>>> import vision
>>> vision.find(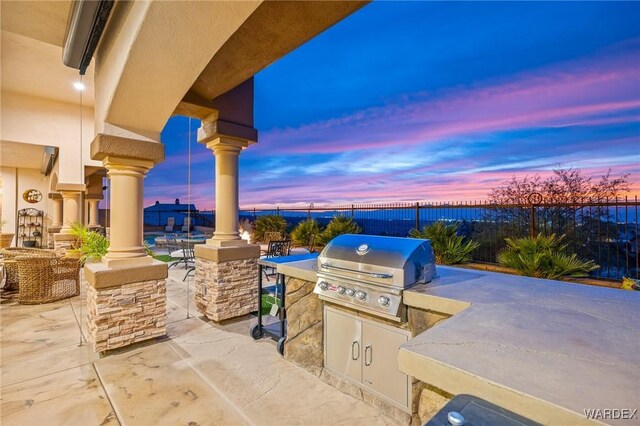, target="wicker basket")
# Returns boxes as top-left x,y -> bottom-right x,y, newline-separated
1,247 -> 58,291
15,256 -> 80,304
